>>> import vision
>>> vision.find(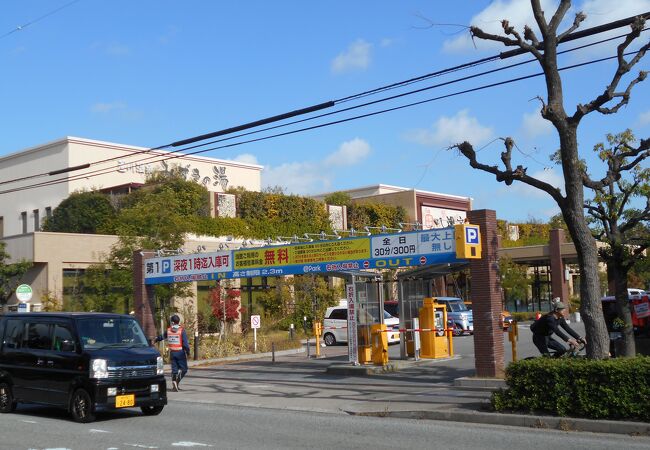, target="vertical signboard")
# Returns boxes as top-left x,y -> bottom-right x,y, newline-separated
346,284 -> 358,365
